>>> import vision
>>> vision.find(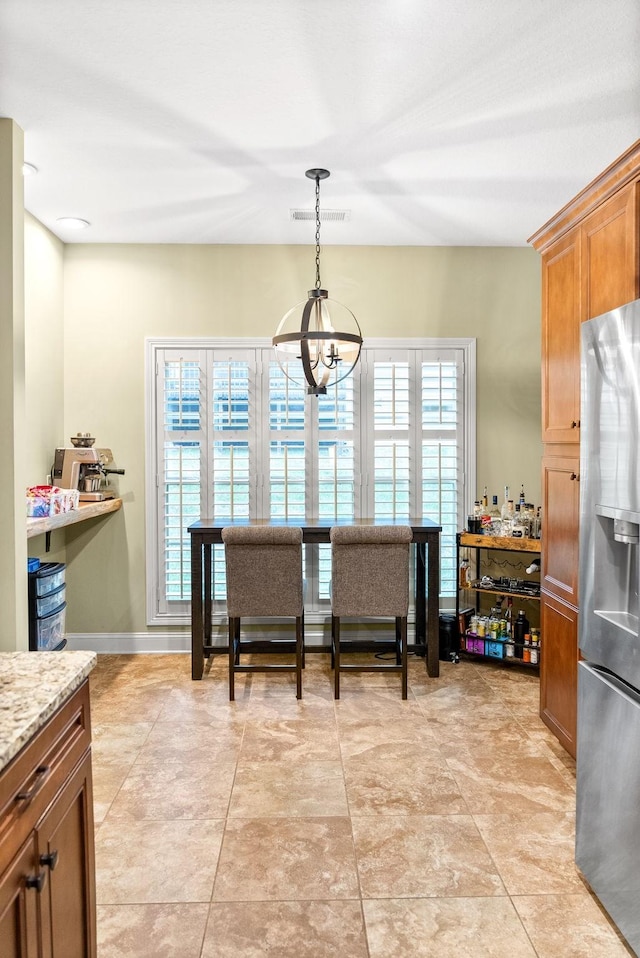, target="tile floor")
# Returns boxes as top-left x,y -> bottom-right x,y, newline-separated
89,651 -> 634,957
